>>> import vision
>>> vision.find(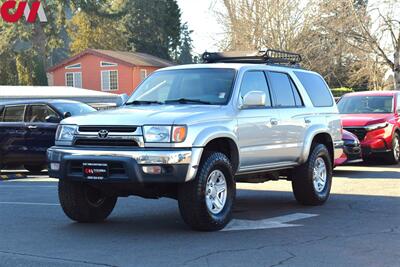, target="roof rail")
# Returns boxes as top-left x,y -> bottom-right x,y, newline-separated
202,49 -> 302,66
